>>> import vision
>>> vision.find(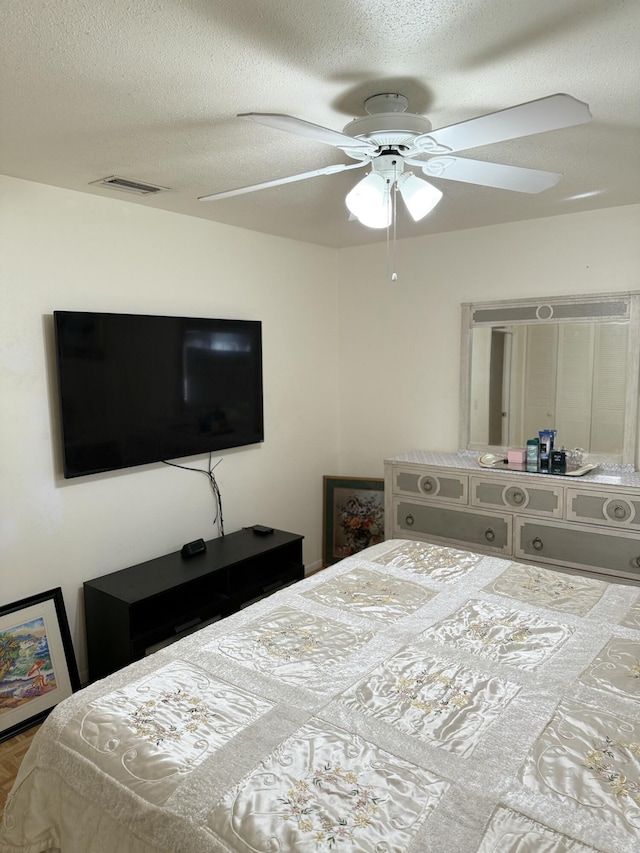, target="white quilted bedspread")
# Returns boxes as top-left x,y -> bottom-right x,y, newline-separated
1,539 -> 639,853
